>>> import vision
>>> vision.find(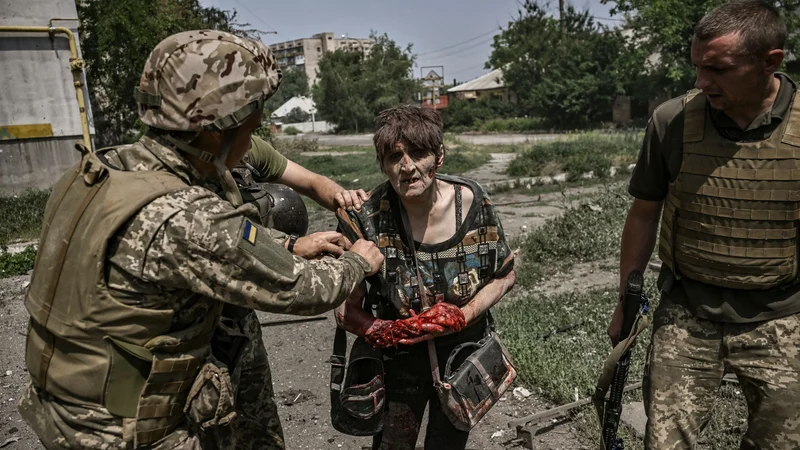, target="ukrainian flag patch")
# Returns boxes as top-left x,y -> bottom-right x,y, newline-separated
242,219 -> 257,245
